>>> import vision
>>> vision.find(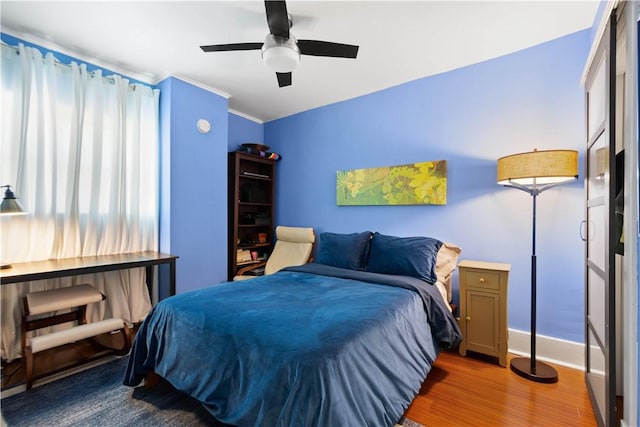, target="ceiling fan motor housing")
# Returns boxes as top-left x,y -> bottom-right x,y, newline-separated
262,34 -> 300,72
